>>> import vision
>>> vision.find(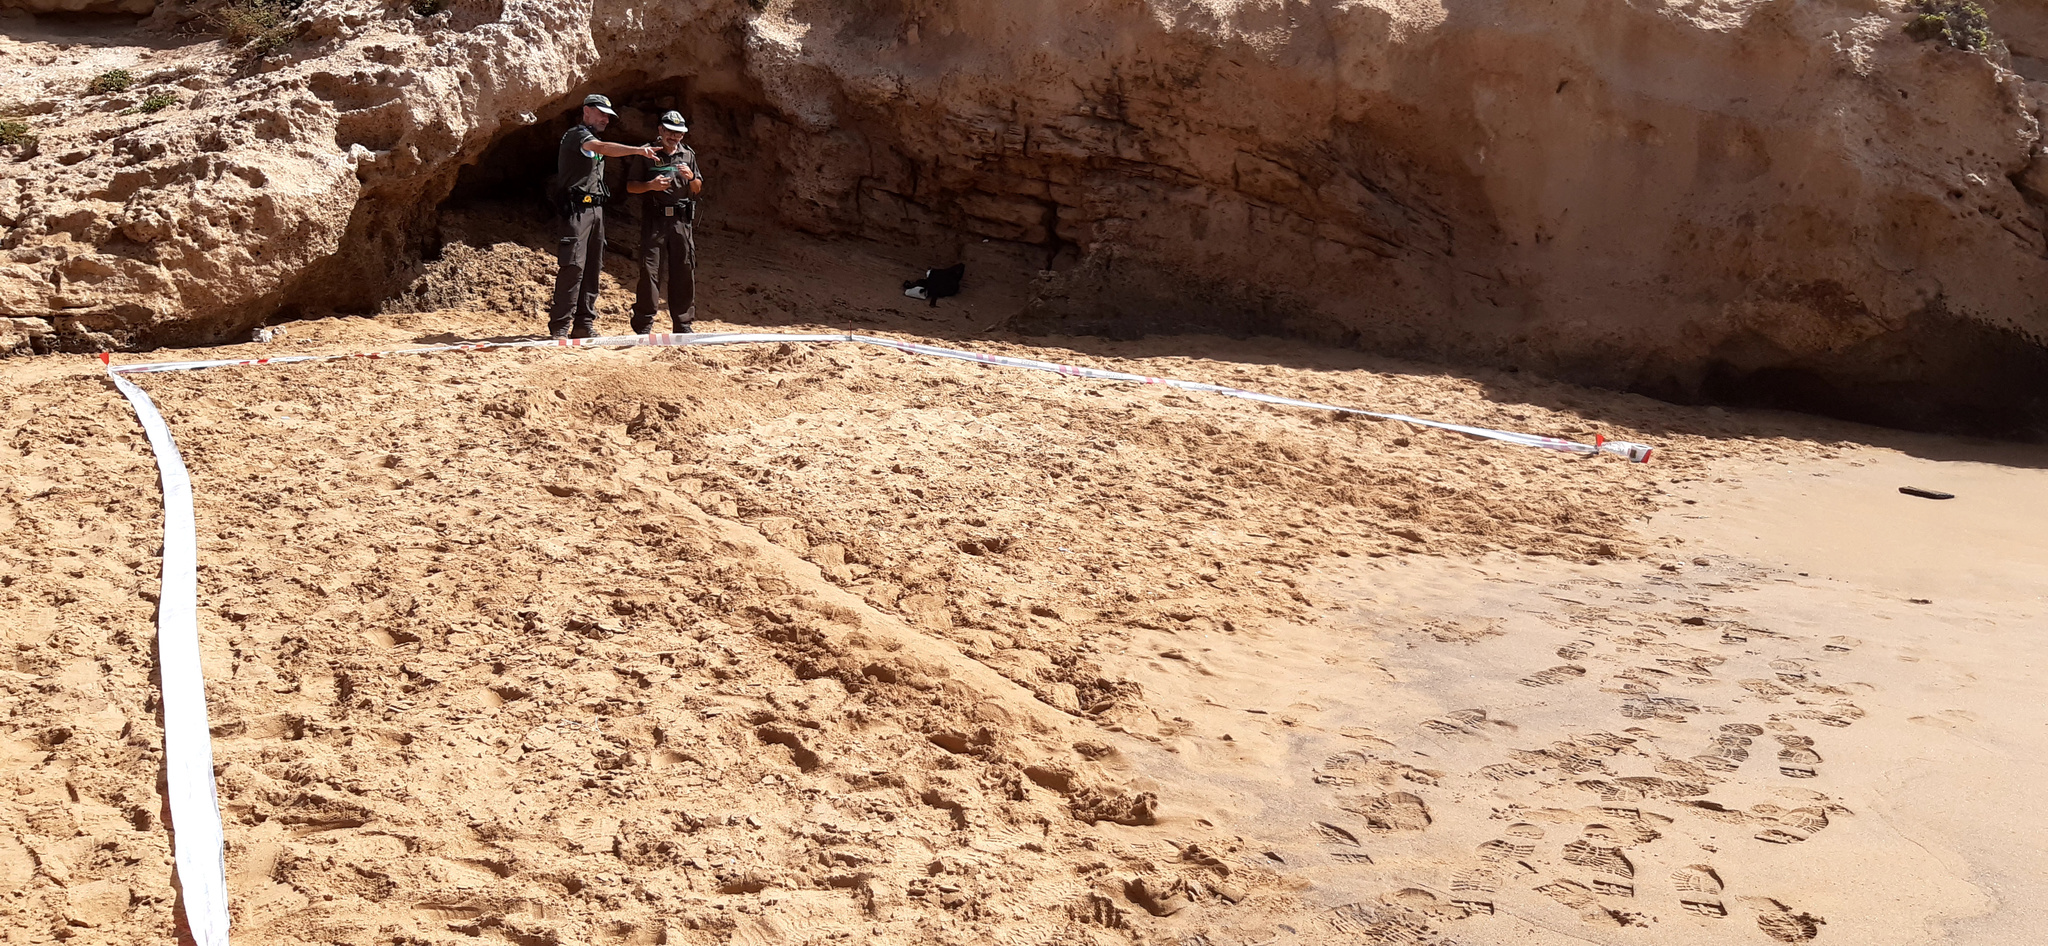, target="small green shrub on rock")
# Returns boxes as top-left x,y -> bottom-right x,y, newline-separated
214,0 -> 302,55
128,92 -> 178,114
1906,0 -> 1994,50
88,69 -> 134,94
0,119 -> 32,149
